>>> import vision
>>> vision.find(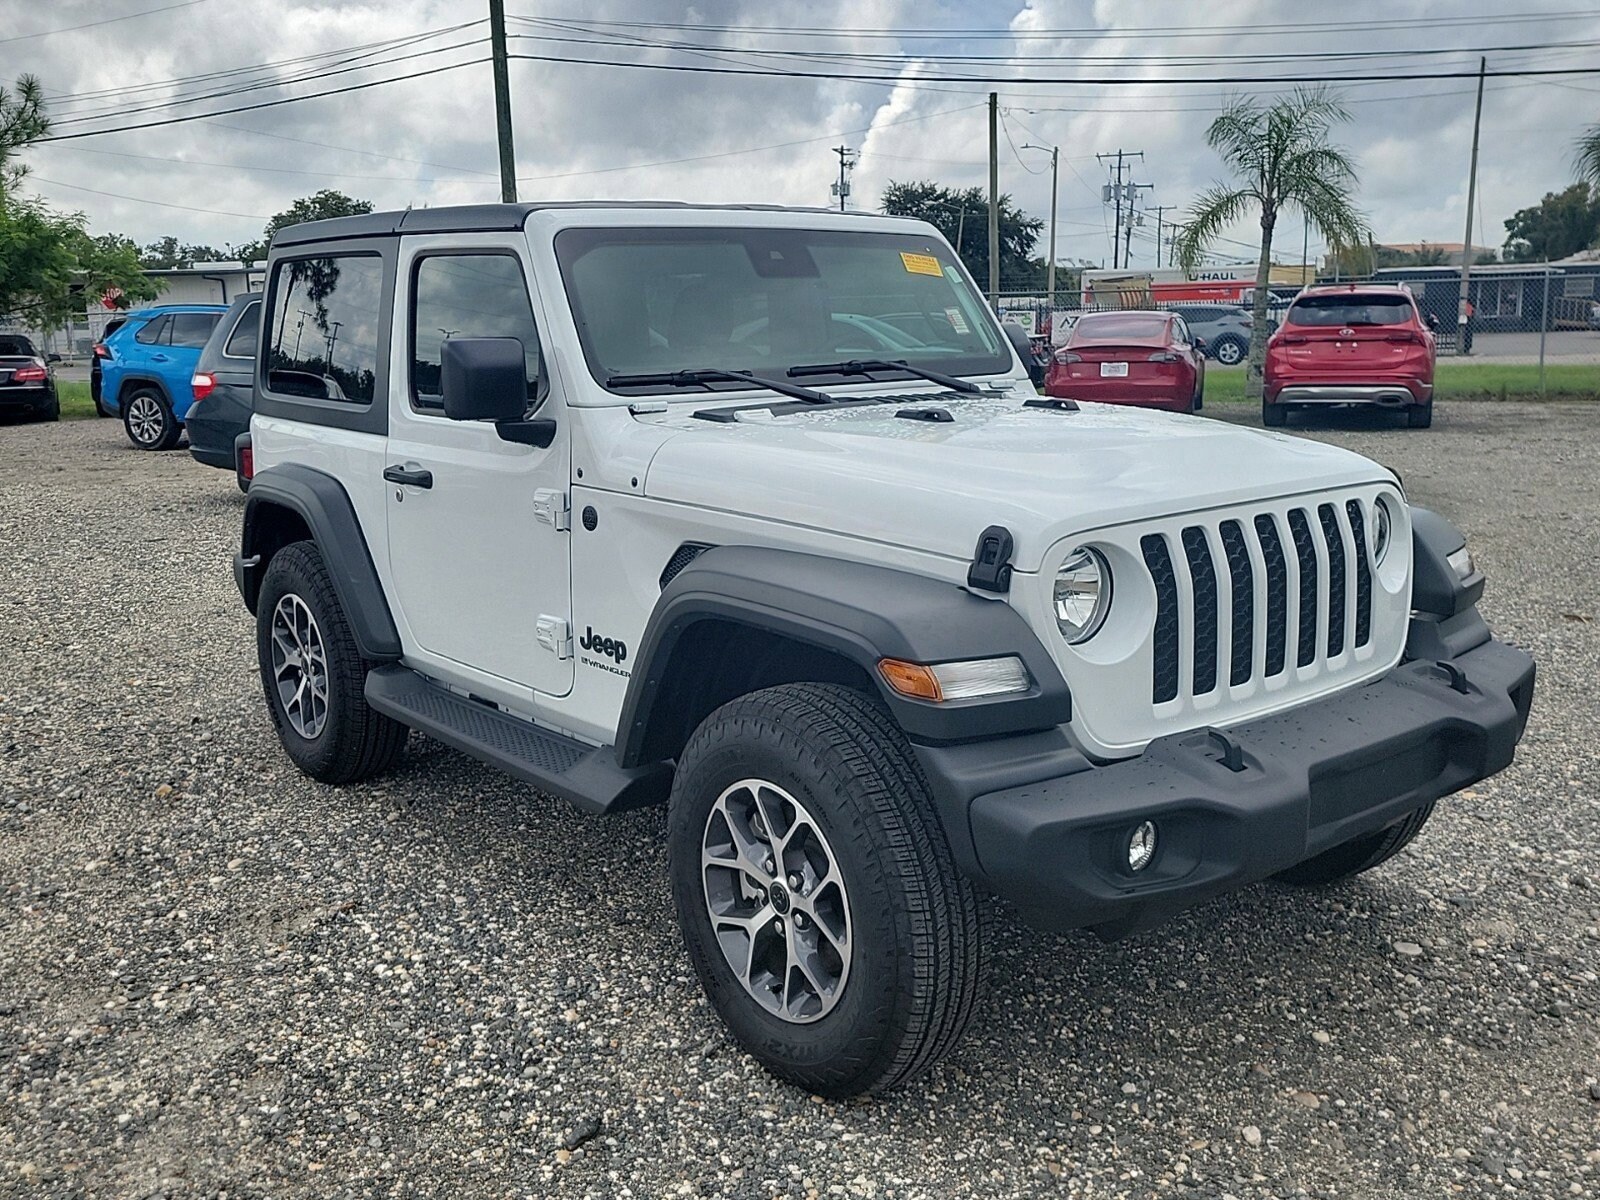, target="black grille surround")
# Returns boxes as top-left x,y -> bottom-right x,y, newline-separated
1139,496 -> 1381,707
